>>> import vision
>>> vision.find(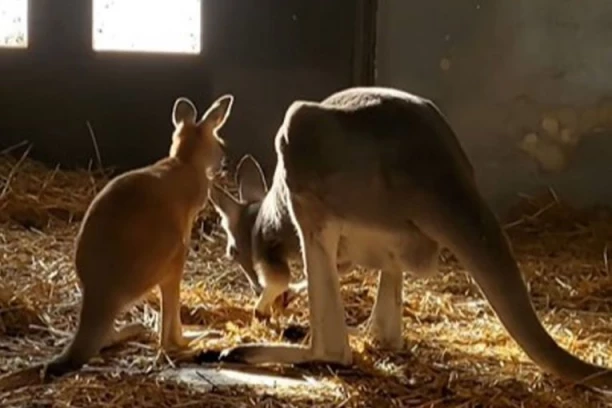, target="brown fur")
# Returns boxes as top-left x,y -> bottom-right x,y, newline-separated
0,94 -> 234,391
213,86 -> 612,391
